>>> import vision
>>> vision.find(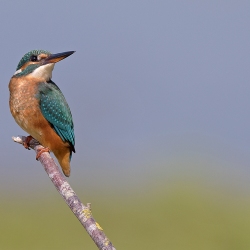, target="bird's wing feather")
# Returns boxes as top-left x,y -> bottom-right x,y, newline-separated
37,80 -> 75,151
